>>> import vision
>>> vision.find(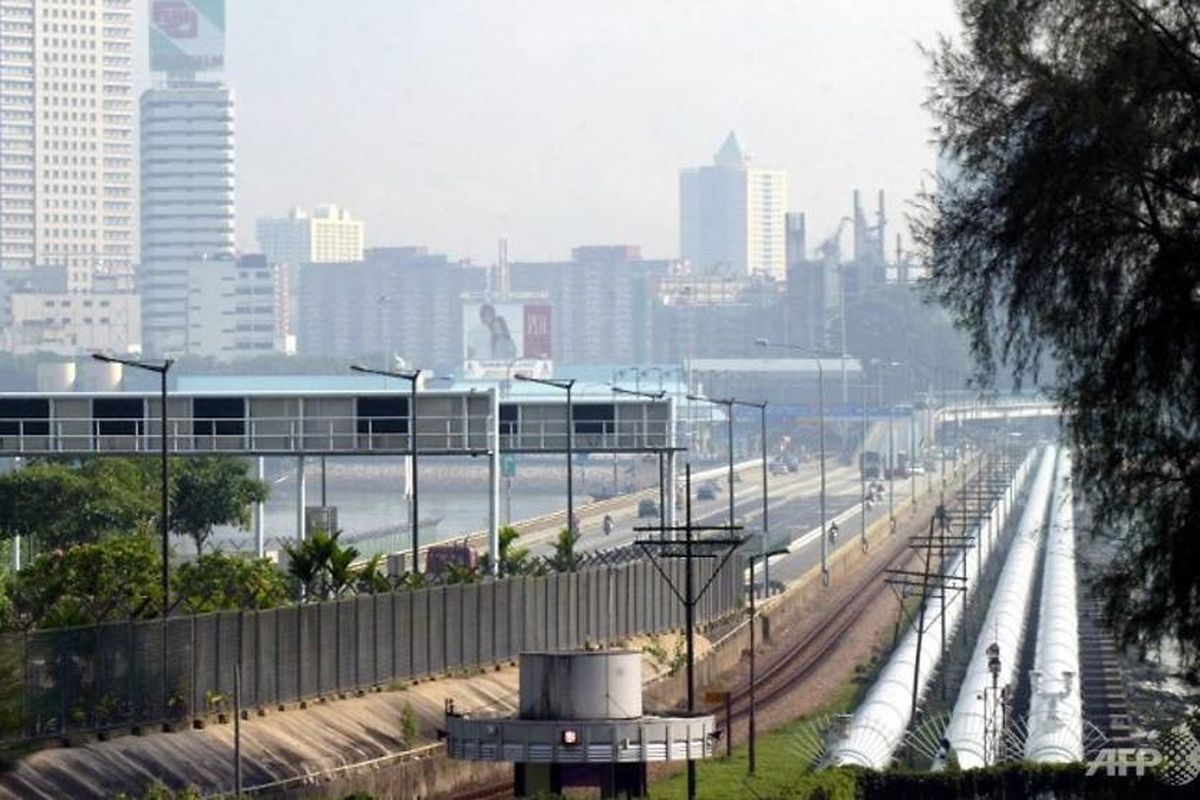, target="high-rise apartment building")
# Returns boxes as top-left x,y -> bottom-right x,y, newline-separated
139,83 -> 235,354
138,1 -> 265,359
0,0 -> 136,286
256,205 -> 364,266
680,131 -> 787,280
